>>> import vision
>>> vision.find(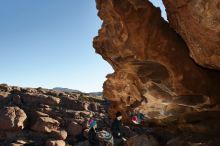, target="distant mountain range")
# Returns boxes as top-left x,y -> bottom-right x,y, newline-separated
88,92 -> 103,96
53,87 -> 81,93
52,87 -> 103,96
